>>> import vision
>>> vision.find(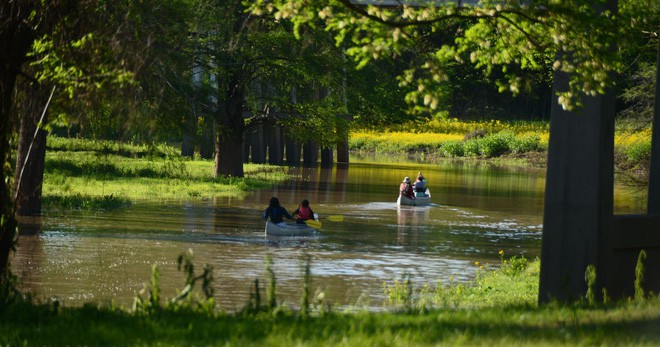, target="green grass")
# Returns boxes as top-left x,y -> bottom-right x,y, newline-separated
2,254 -> 659,346
2,301 -> 659,346
42,136 -> 289,208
